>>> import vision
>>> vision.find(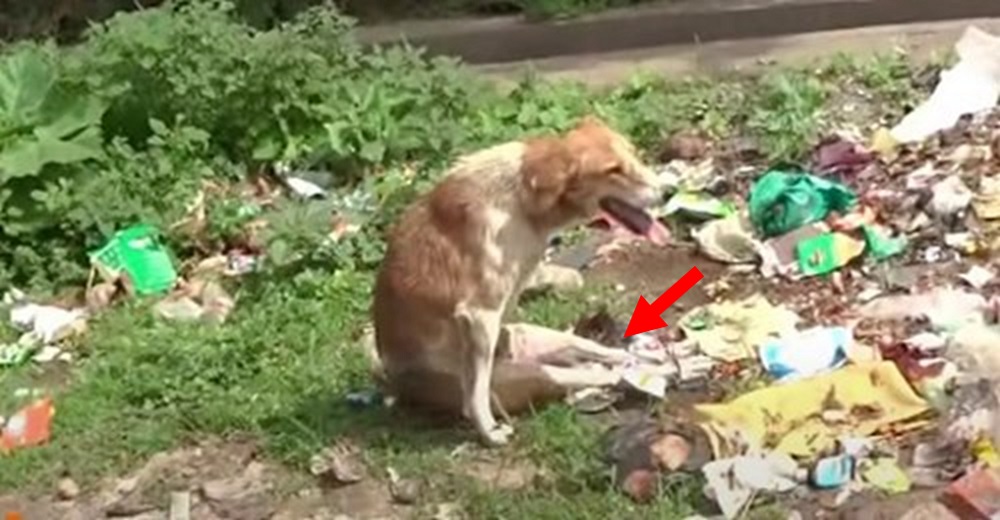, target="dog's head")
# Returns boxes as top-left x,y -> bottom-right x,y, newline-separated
520,116 -> 663,235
